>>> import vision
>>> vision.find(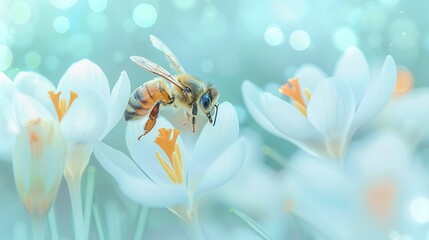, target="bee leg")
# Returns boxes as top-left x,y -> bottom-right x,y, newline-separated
138,101 -> 161,140
183,112 -> 191,126
191,102 -> 198,133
